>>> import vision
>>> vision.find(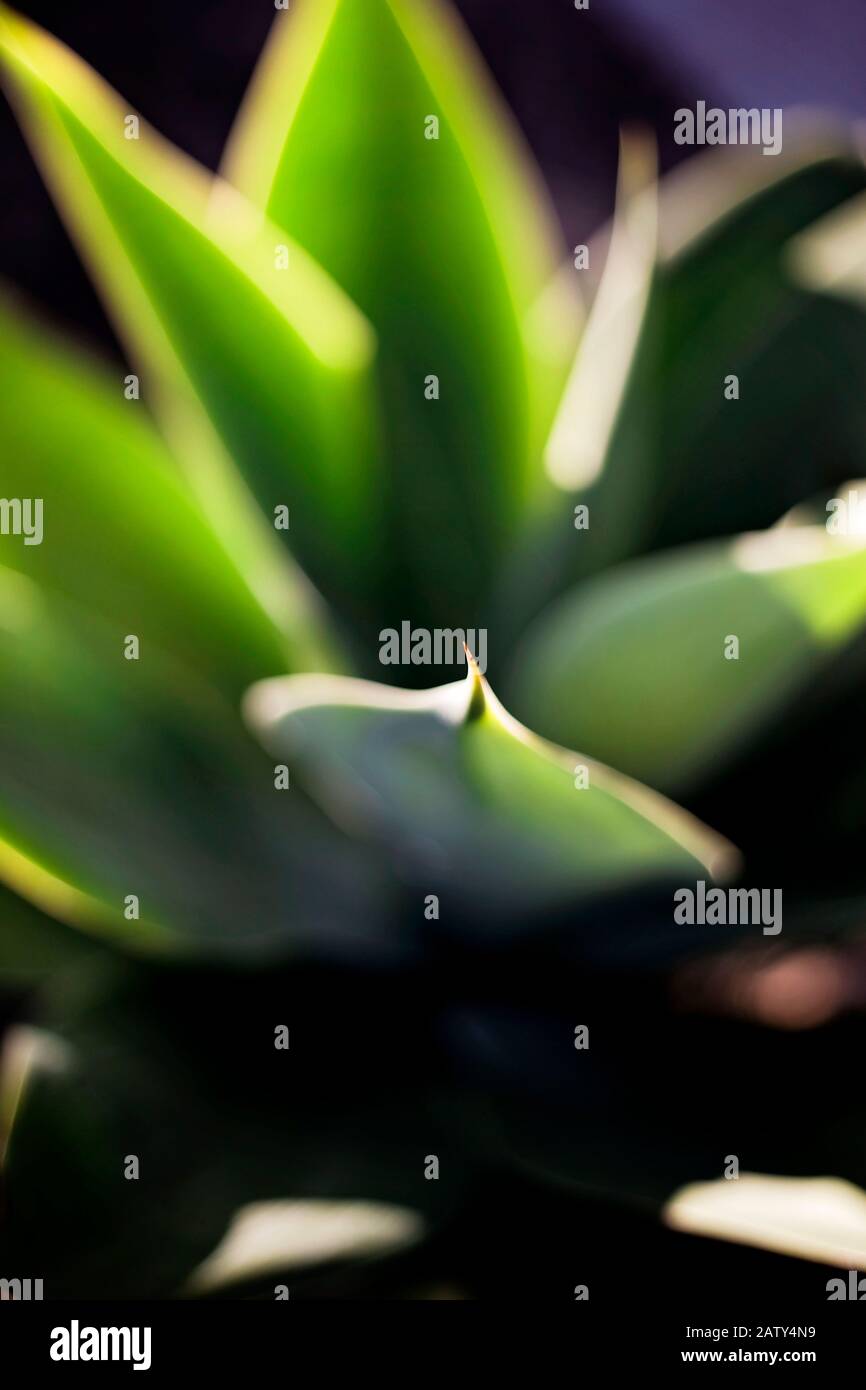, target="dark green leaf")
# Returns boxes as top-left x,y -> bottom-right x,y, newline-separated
507,139 -> 866,634
0,569 -> 390,958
